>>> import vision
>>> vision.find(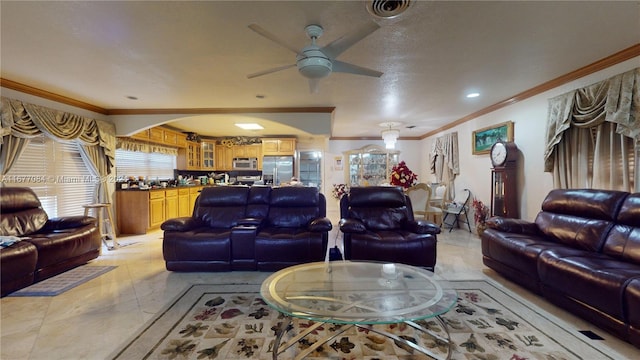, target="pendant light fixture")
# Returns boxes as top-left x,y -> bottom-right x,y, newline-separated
380,122 -> 401,149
